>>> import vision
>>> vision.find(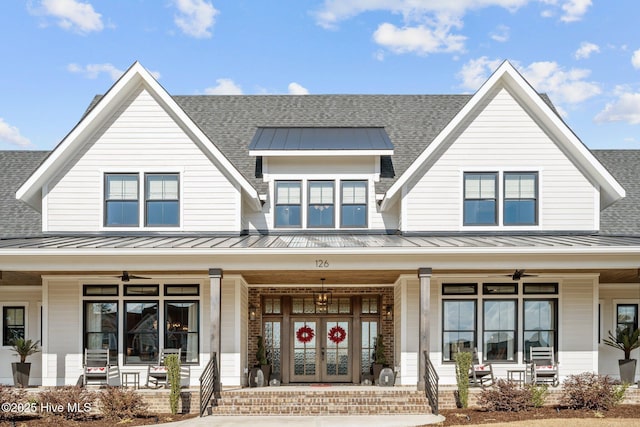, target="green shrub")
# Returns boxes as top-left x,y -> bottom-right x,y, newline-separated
525,383 -> 549,408
165,354 -> 181,415
98,386 -> 149,420
560,372 -> 621,411
453,350 -> 472,408
478,379 -> 533,412
38,386 -> 97,420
